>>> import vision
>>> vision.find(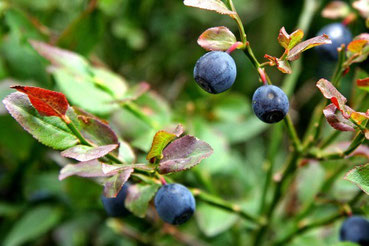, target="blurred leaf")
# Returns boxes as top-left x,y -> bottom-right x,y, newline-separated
184,0 -> 236,16
278,27 -> 304,50
11,85 -> 69,118
287,34 -> 331,61
357,77 -> 369,87
115,82 -> 150,103
323,103 -> 355,132
146,124 -> 184,162
322,1 -> 350,19
125,183 -> 160,218
118,139 -> 136,164
353,0 -> 369,18
196,202 -> 238,237
344,163 -> 369,194
103,168 -> 134,198
4,206 -> 61,246
0,80 -> 16,115
158,135 -> 213,174
91,67 -> 128,99
333,242 -> 359,246
297,162 -> 325,205
197,26 -> 237,51
61,144 -> 119,162
3,92 -> 79,149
